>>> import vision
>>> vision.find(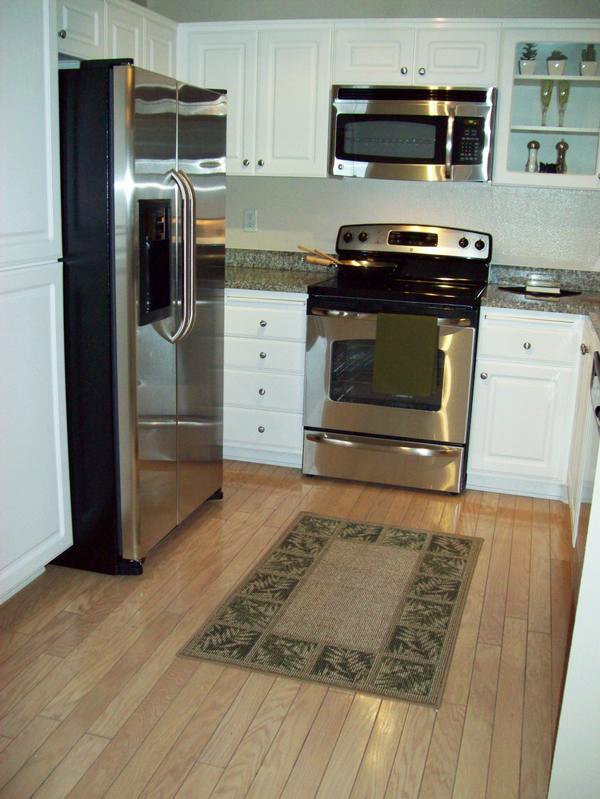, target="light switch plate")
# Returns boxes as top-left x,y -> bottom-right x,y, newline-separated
243,208 -> 258,232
